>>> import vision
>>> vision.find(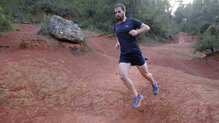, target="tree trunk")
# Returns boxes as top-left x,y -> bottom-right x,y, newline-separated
129,0 -> 134,18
